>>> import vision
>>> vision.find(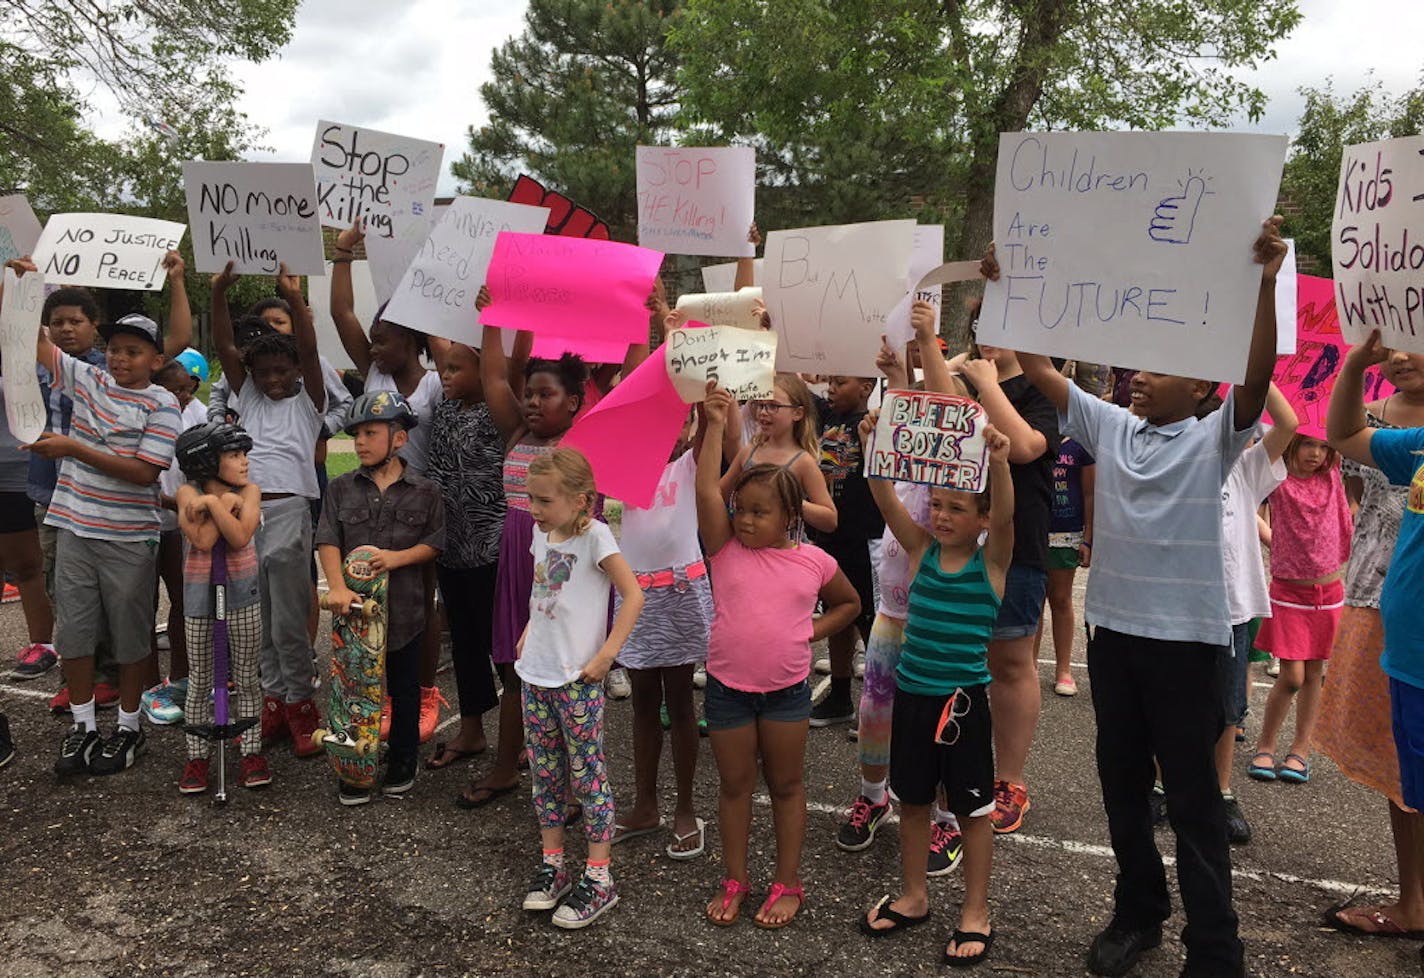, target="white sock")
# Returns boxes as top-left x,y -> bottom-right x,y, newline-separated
933,804 -> 959,830
861,778 -> 887,805
72,698 -> 97,733
118,707 -> 141,734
